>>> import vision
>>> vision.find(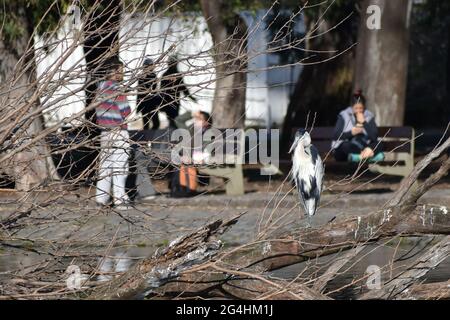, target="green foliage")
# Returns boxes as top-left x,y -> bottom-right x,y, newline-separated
0,0 -> 71,42
1,12 -> 25,42
33,0 -> 73,36
0,0 -> 338,43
